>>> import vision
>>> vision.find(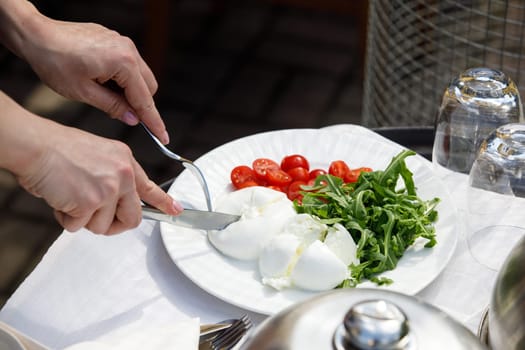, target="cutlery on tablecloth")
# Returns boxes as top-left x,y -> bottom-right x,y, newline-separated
199,315 -> 252,350
200,323 -> 232,337
142,207 -> 240,231
199,322 -> 233,343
